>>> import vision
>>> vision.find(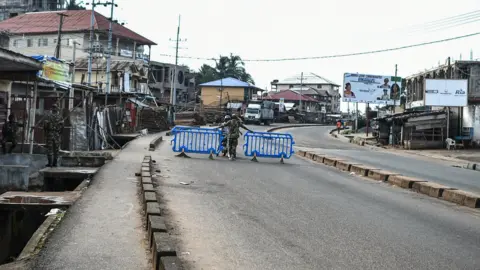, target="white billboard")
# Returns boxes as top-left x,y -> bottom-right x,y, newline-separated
343,73 -> 402,105
425,79 -> 468,107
